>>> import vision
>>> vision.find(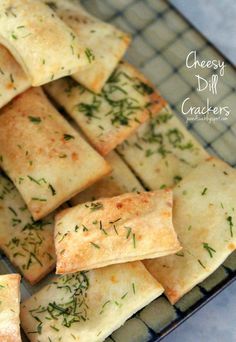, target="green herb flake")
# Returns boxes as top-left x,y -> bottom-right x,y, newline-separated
202,242 -> 216,258
29,272 -> 89,331
125,227 -> 132,239
11,32 -> 17,40
50,325 -> 59,332
28,116 -> 41,124
59,153 -> 67,158
48,184 -> 56,196
88,202 -> 104,212
8,206 -> 17,216
99,300 -> 110,314
82,224 -> 88,232
99,221 -> 107,235
134,81 -> 153,95
45,1 -> 58,11
132,233 -> 136,248
31,197 -> 47,202
145,149 -> 155,157
10,73 -> 14,83
85,48 -> 95,63
113,225 -> 119,235
90,242 -> 100,249
63,134 -> 75,141
27,175 -> 46,185
121,292 -> 128,299
173,175 -> 182,184
160,184 -> 166,189
109,218 -> 121,224
176,252 -> 184,257
226,216 -> 234,237
198,259 -> 206,269
77,97 -> 101,121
